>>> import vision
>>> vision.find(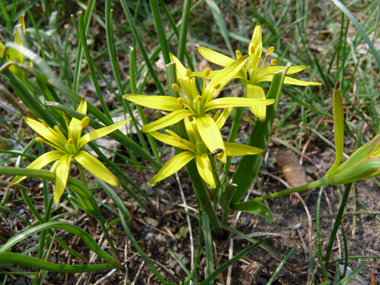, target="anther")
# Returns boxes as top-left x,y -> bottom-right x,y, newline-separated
172,83 -> 180,92
36,137 -> 44,143
68,138 -> 74,144
185,69 -> 191,79
266,47 -> 274,56
250,46 -> 255,54
188,116 -> 194,122
271,59 -> 277,65
214,83 -> 221,90
81,117 -> 90,128
177,98 -> 184,105
204,68 -> 210,77
236,50 -> 242,60
196,95 -> 202,101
